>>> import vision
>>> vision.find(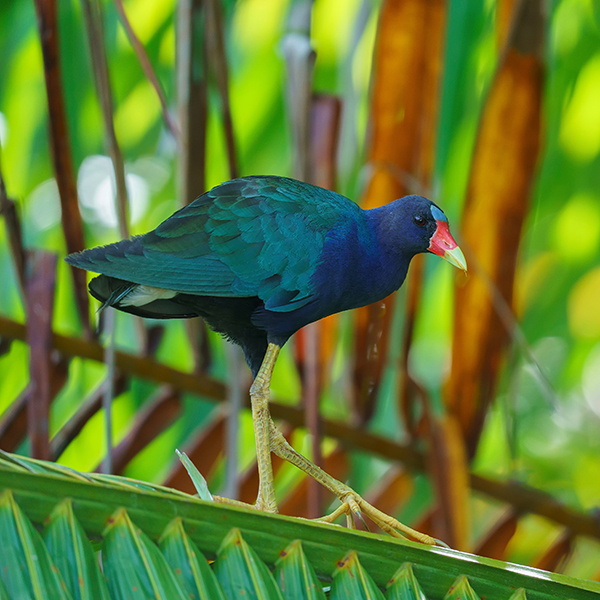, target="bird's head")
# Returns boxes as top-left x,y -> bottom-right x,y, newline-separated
390,195 -> 467,272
